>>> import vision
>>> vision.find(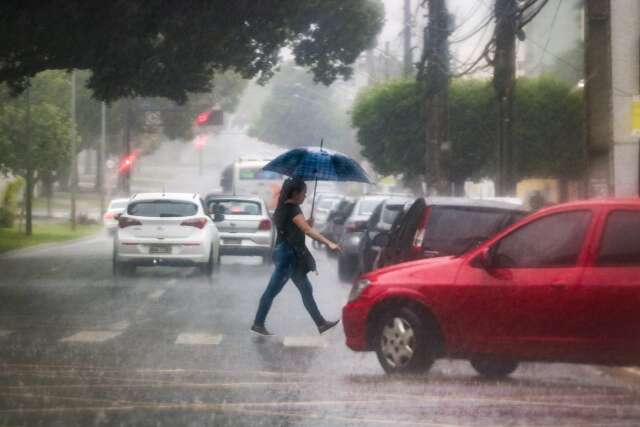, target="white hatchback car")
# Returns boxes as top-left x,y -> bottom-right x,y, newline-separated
205,195 -> 275,264
113,193 -> 223,276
